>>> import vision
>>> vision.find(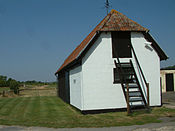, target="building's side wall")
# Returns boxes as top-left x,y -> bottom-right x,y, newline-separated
131,32 -> 161,106
58,71 -> 70,103
69,66 -> 82,110
82,32 -> 126,111
160,70 -> 175,92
